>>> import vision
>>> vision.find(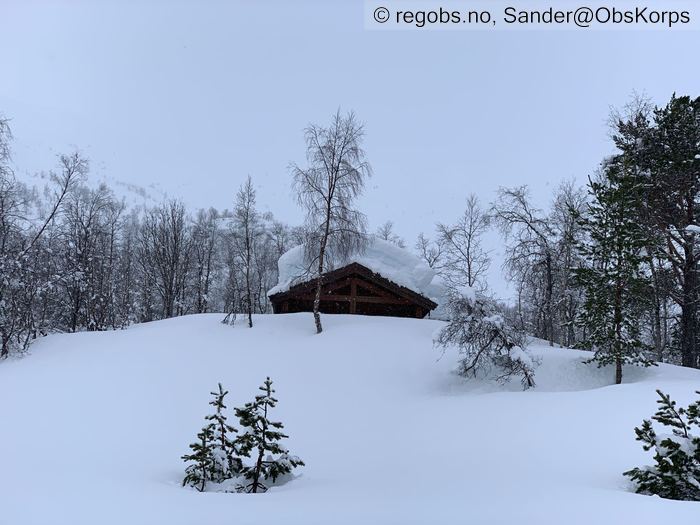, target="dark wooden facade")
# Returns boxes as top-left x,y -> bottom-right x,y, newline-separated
269,263 -> 437,319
